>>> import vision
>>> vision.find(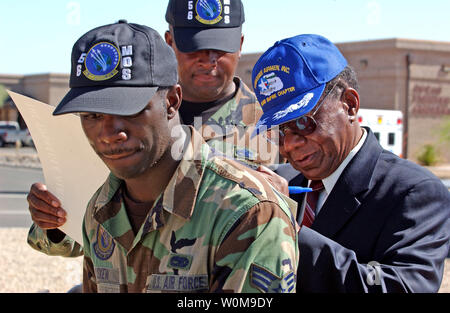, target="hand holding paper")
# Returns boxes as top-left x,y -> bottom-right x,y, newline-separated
8,91 -> 109,245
